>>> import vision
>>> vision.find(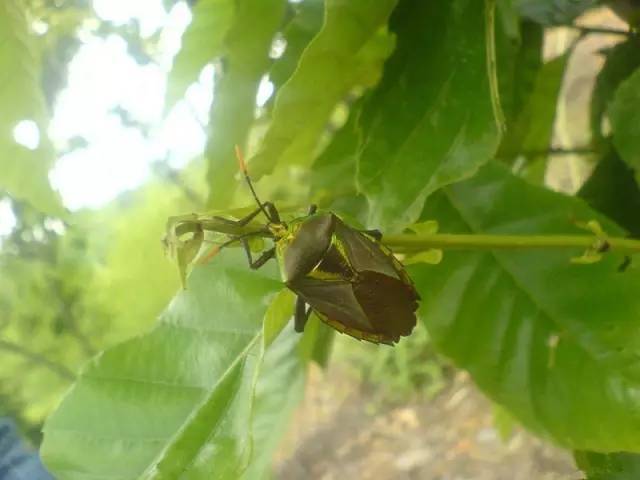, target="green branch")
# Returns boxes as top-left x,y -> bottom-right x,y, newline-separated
382,233 -> 640,254
569,25 -> 636,37
168,211 -> 640,260
0,339 -> 76,381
